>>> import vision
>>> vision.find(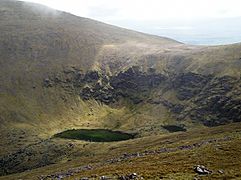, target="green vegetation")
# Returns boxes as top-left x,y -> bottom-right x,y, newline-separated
54,129 -> 135,142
